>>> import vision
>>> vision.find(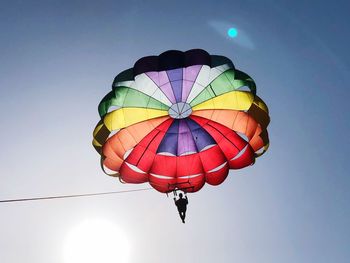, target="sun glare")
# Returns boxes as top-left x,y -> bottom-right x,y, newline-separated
227,27 -> 238,38
63,218 -> 130,263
